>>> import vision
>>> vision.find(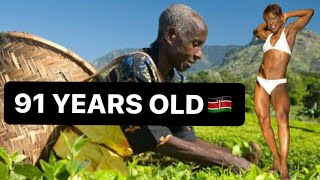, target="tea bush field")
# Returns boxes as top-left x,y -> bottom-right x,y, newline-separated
1,113 -> 319,179
193,113 -> 320,179
128,112 -> 320,179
